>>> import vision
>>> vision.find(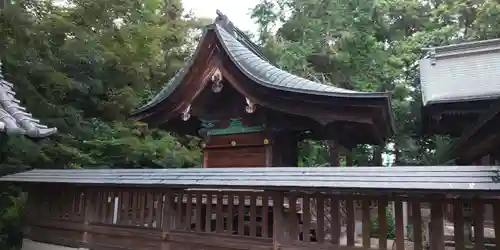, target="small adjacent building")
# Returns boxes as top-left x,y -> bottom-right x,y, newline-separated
419,38 -> 500,228
420,38 -> 500,164
132,11 -> 394,168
